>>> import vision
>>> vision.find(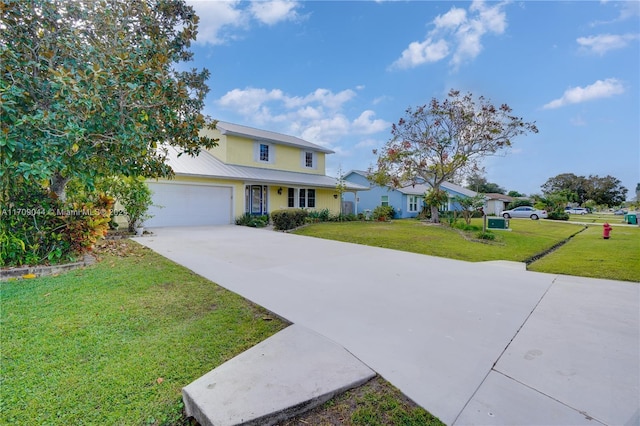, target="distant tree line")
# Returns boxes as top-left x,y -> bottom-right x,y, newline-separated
541,173 -> 627,207
465,172 -> 525,197
465,171 -> 628,208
